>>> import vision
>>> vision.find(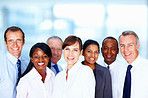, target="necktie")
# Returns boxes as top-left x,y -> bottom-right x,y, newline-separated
123,65 -> 132,98
53,64 -> 60,74
107,66 -> 110,69
17,59 -> 21,80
